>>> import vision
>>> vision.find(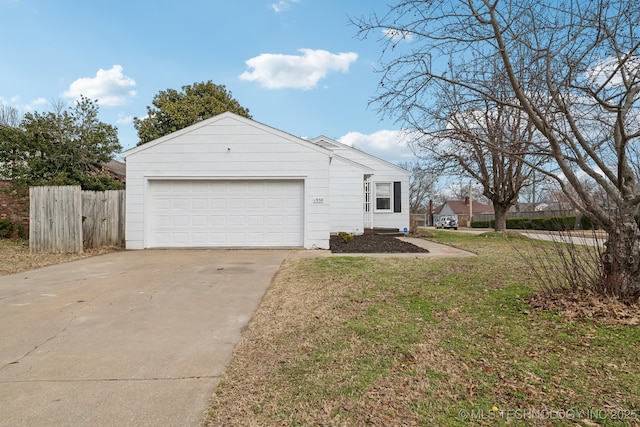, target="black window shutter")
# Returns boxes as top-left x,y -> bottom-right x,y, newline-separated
393,181 -> 401,212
